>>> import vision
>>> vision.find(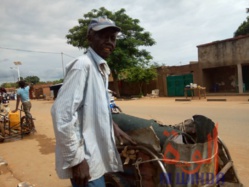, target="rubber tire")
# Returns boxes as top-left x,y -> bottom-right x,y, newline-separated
116,106 -> 122,112
20,116 -> 31,135
112,106 -> 122,114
